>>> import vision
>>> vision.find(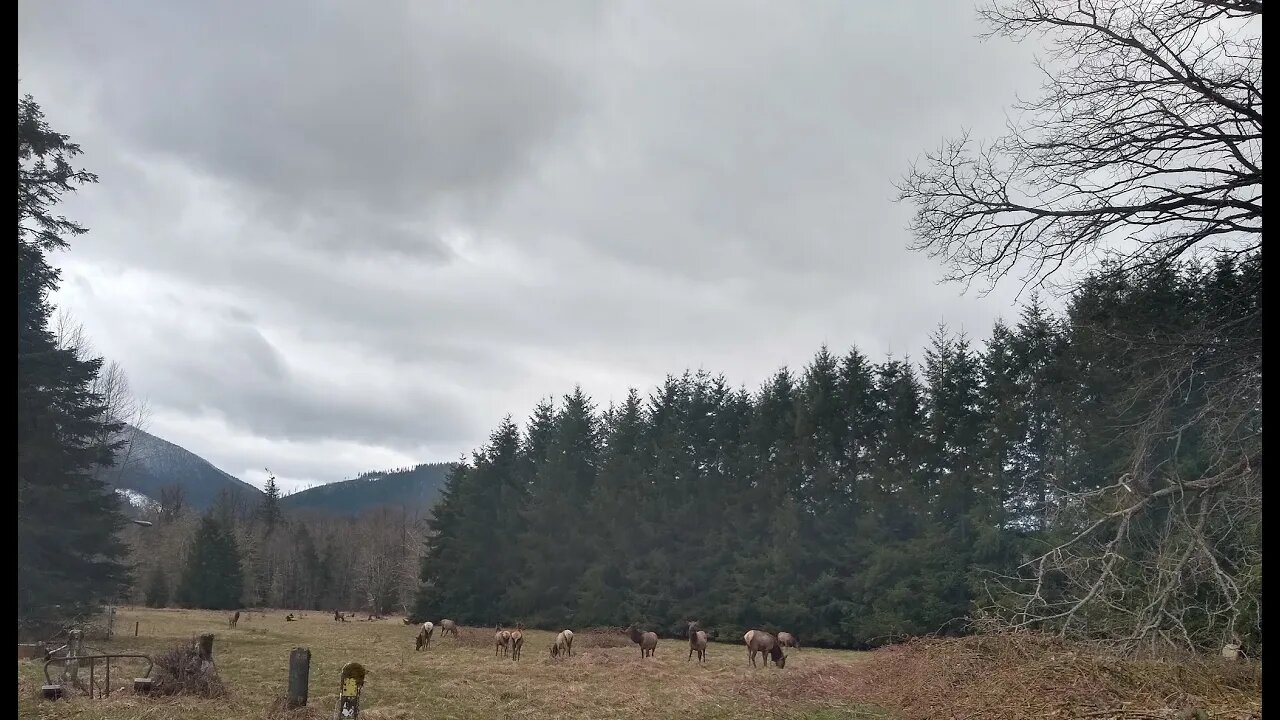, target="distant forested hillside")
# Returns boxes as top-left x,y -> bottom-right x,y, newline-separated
106,427 -> 262,510
281,463 -> 454,516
